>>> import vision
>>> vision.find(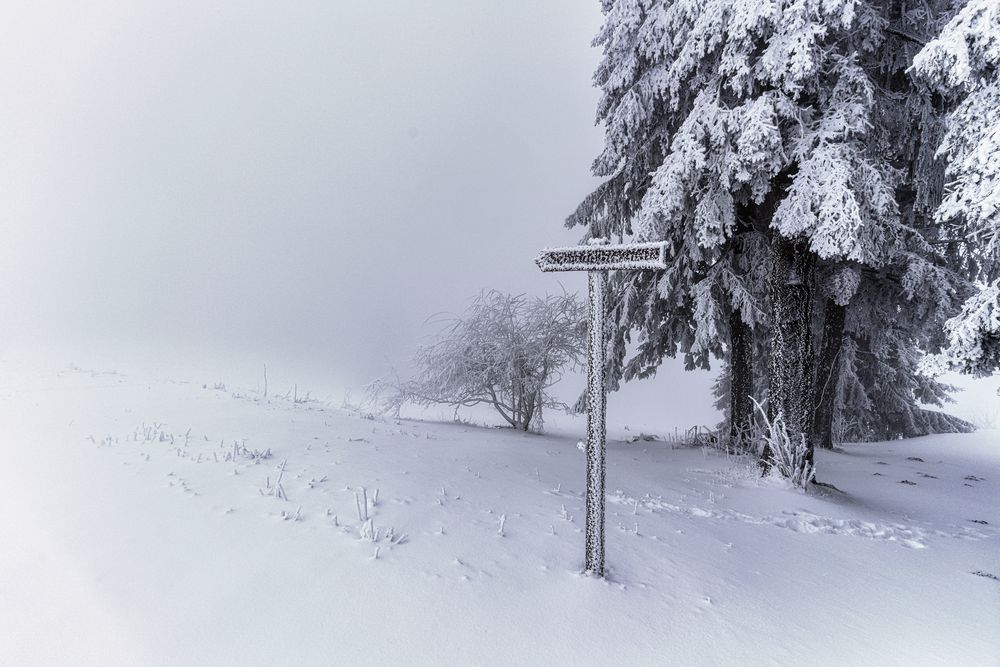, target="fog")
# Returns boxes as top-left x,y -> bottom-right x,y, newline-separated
1,1 -> 992,429
0,1 -> 712,427
2,2 -> 594,357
